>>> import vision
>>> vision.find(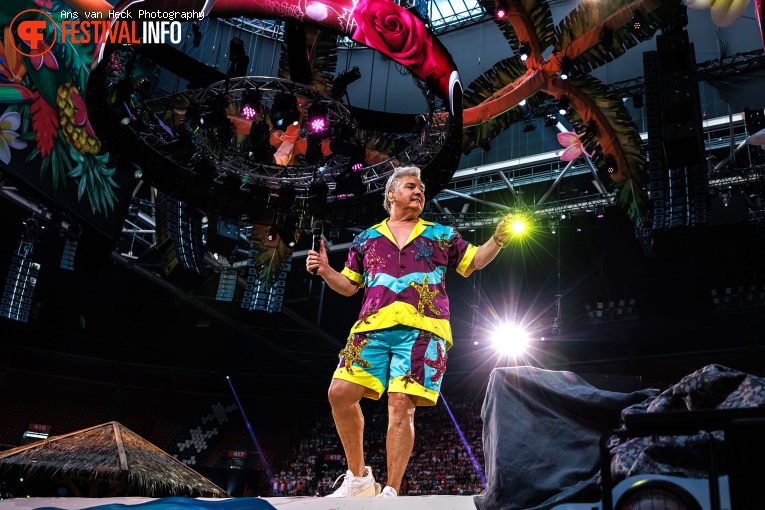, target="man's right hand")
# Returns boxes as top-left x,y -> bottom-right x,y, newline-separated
306,239 -> 328,276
